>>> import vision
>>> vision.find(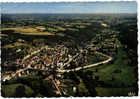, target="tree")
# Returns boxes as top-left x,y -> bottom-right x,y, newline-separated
15,85 -> 25,97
